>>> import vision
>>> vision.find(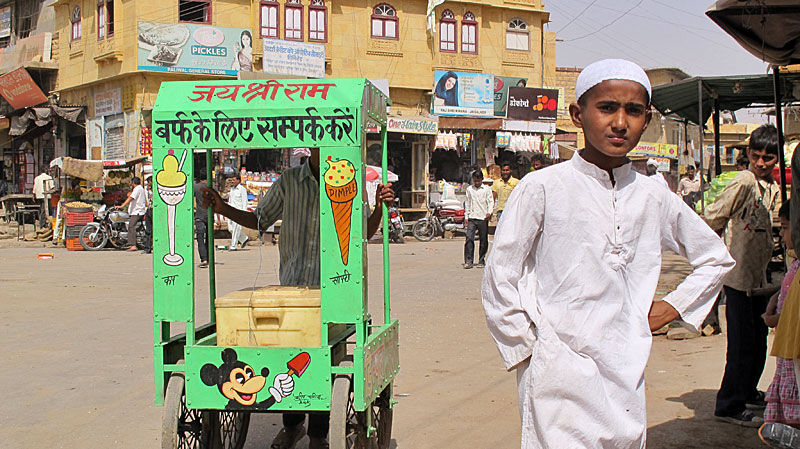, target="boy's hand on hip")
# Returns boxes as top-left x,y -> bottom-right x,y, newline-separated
648,300 -> 679,331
